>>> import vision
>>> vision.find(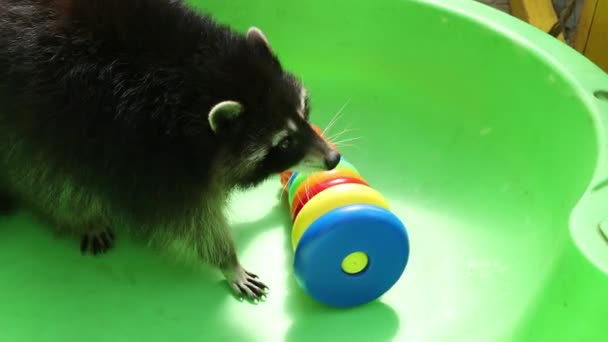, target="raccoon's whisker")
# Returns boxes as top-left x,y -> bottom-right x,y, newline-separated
331,136 -> 363,145
279,173 -> 291,202
334,143 -> 361,150
325,130 -> 346,142
333,135 -> 363,150
323,100 -> 350,136
322,113 -> 339,137
279,180 -> 289,202
305,181 -> 311,202
322,98 -> 351,136
326,128 -> 358,142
